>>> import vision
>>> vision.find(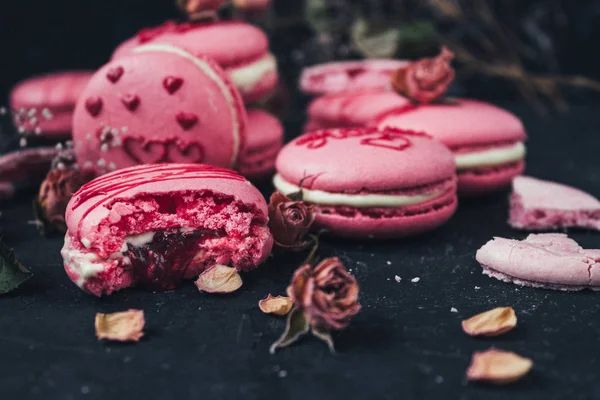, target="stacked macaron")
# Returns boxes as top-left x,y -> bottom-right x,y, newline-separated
300,50 -> 527,196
